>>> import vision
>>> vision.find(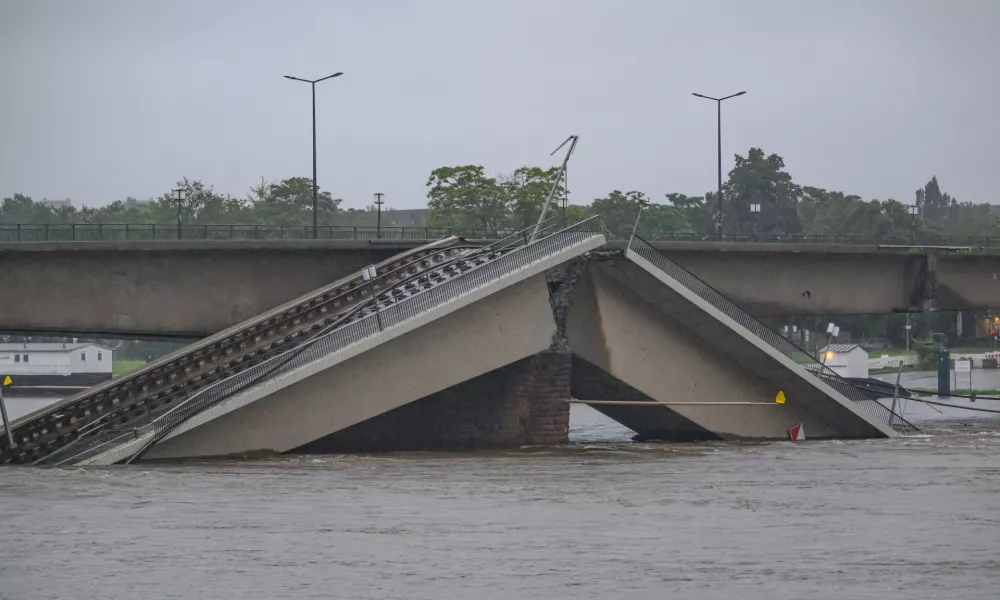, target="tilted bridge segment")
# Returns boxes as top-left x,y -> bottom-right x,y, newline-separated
1,221 -> 920,465
1,219 -> 607,465
565,235 -> 919,442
